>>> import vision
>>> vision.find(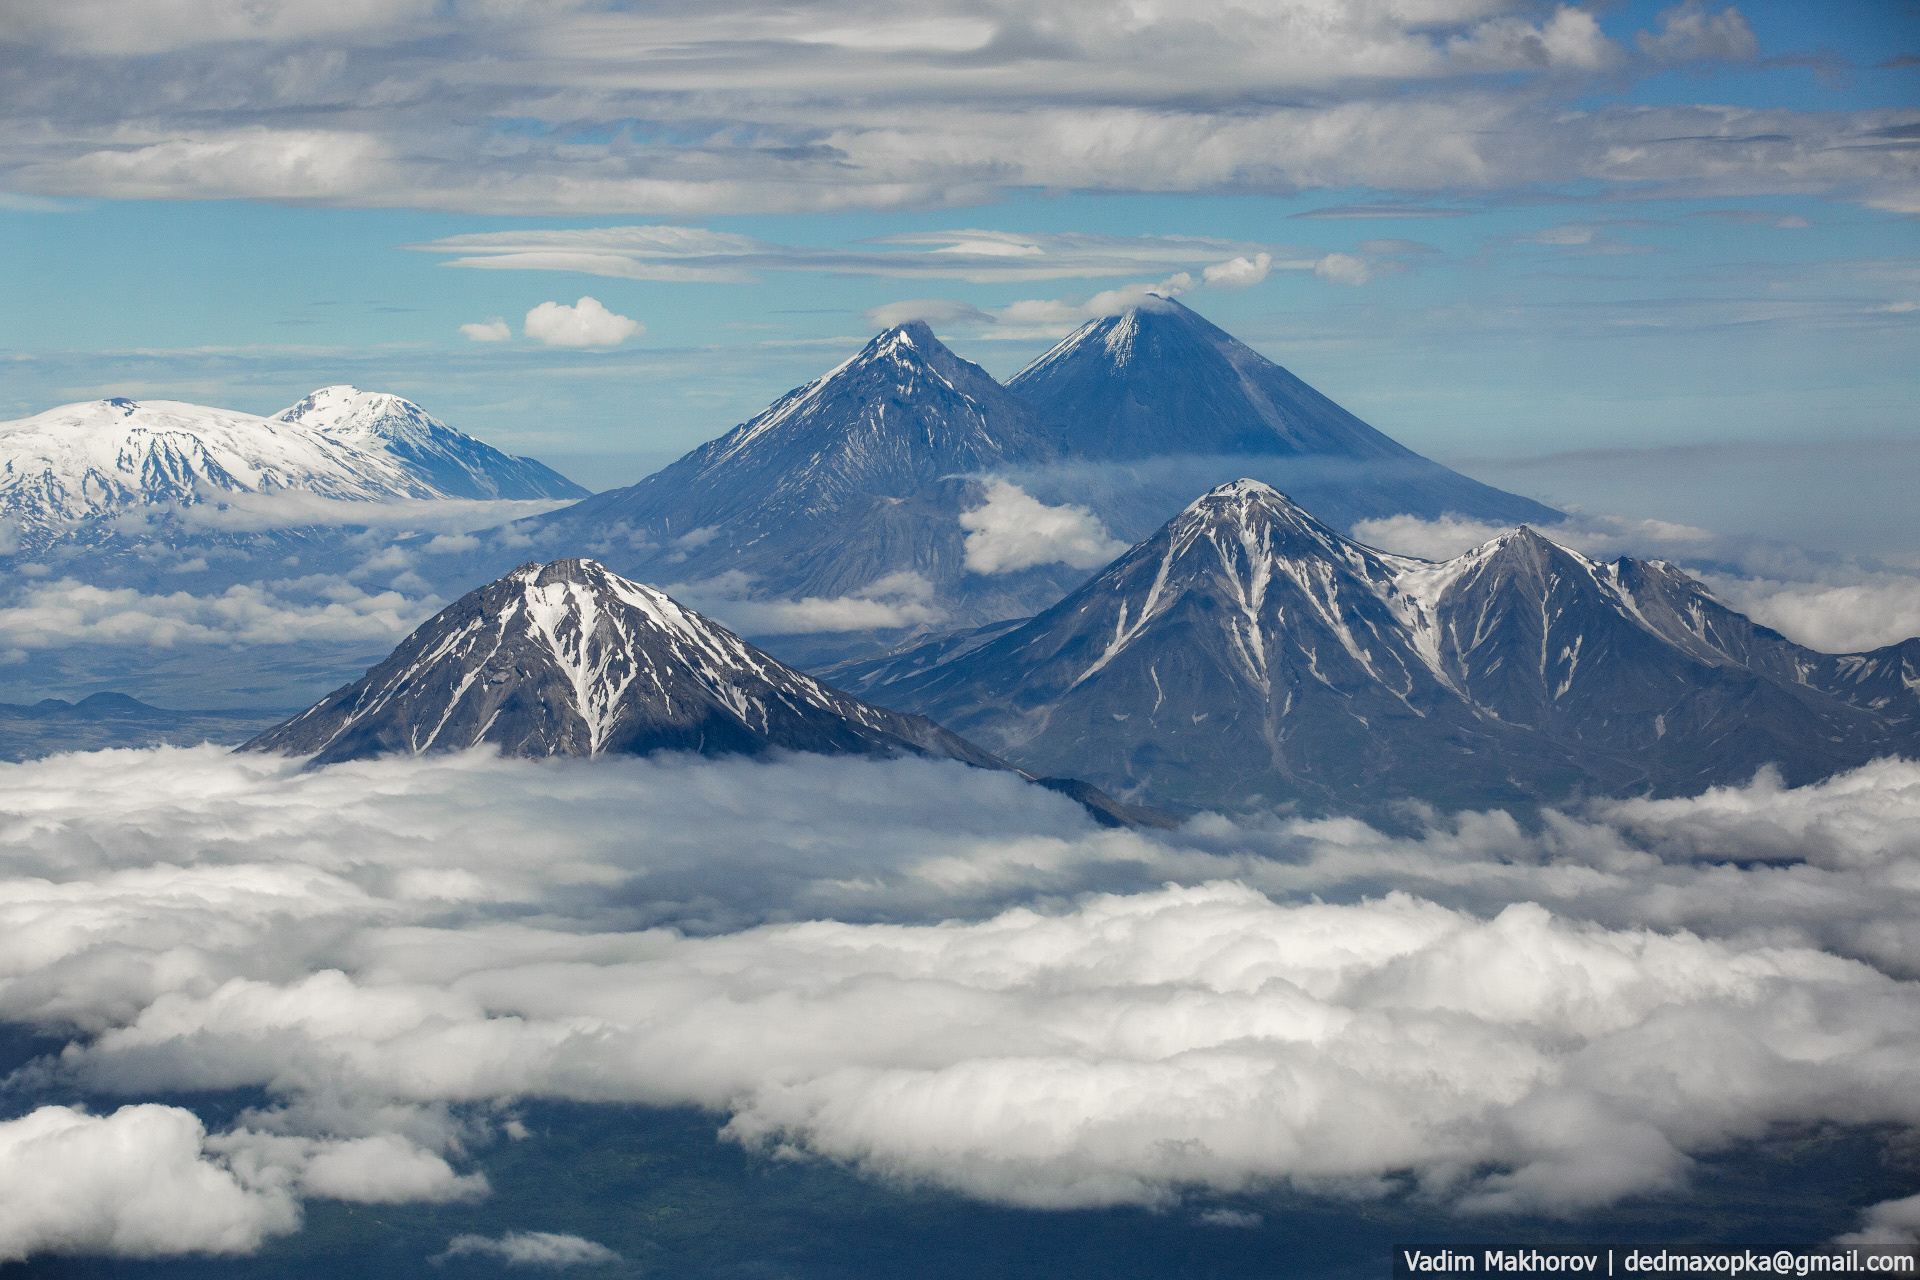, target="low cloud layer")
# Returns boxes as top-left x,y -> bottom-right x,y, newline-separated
0,575 -> 434,652
2,746 -> 1920,1259
664,569 -> 946,635
960,480 -> 1128,574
